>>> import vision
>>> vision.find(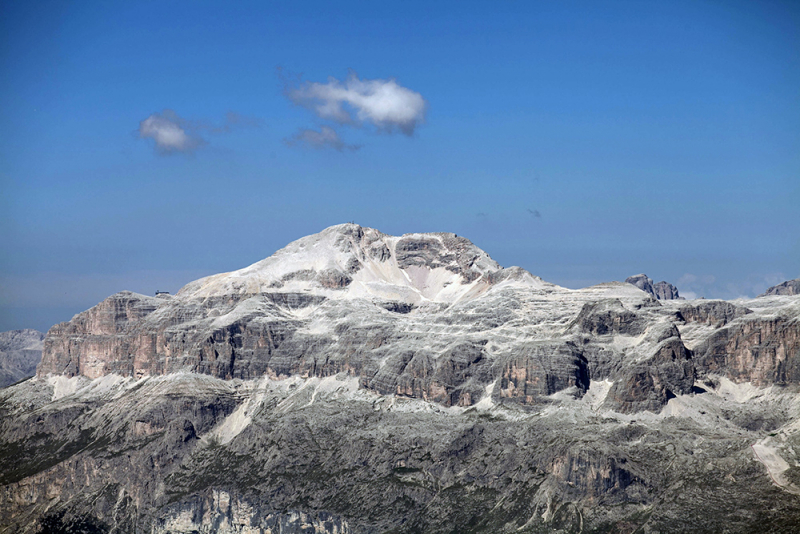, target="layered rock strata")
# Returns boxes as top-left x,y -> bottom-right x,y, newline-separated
1,224 -> 799,533
37,225 -> 800,415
